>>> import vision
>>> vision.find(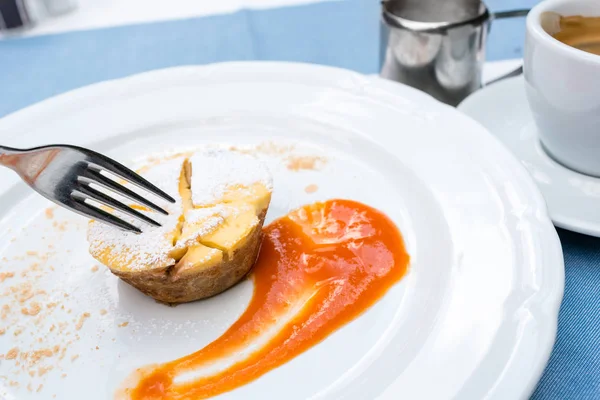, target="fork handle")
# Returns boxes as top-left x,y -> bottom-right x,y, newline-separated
0,145 -> 22,154
0,146 -> 26,170
0,146 -> 23,169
